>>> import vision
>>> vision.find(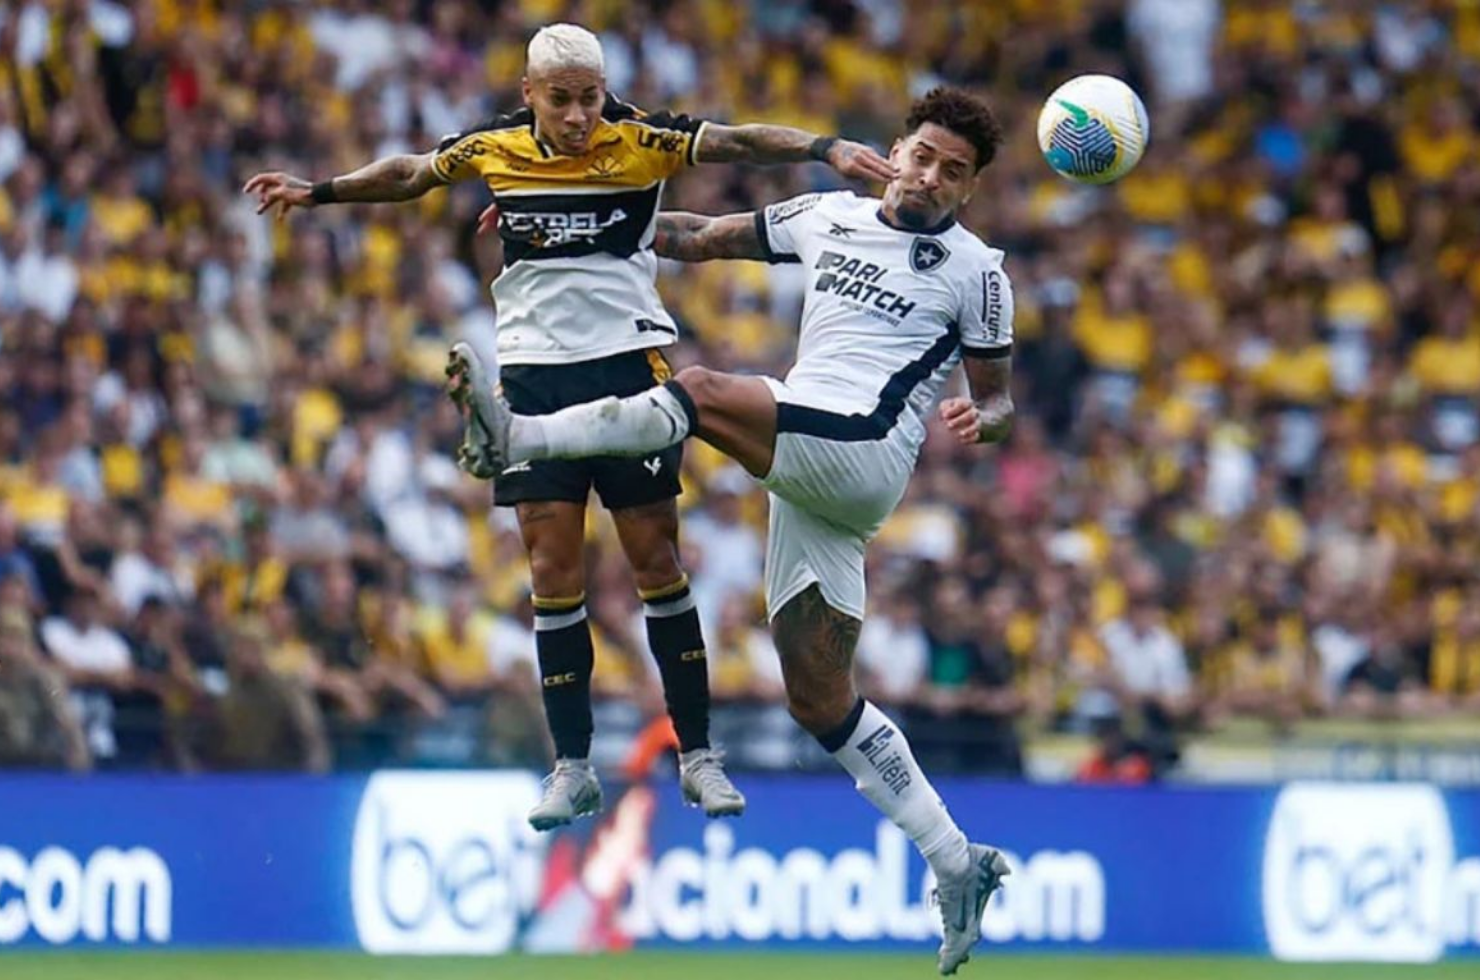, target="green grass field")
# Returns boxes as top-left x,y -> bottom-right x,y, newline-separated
1,952 -> 1473,980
